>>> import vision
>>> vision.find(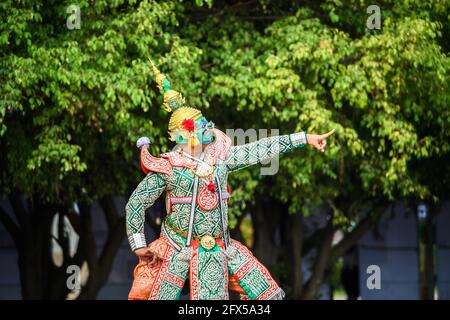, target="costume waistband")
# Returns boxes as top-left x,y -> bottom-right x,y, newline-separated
165,216 -> 222,249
